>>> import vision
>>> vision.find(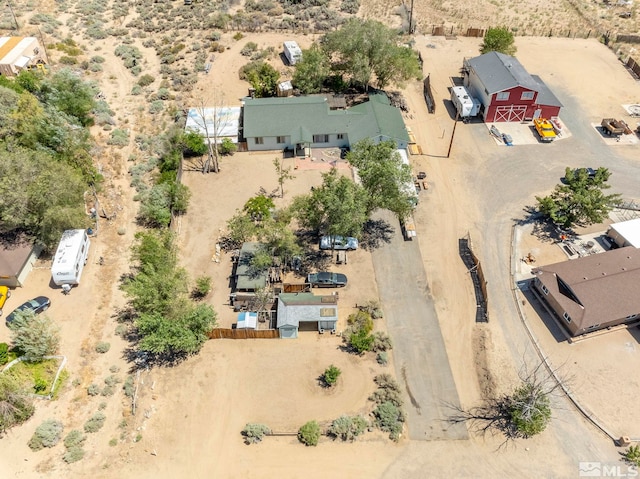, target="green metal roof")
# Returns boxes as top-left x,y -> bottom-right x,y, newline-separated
235,242 -> 267,291
242,95 -> 409,145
